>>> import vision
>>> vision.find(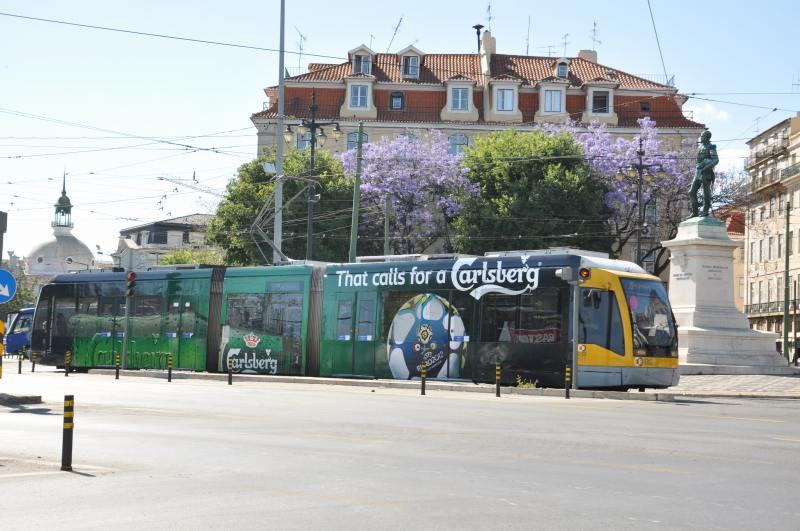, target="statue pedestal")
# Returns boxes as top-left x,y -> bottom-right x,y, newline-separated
662,217 -> 795,375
